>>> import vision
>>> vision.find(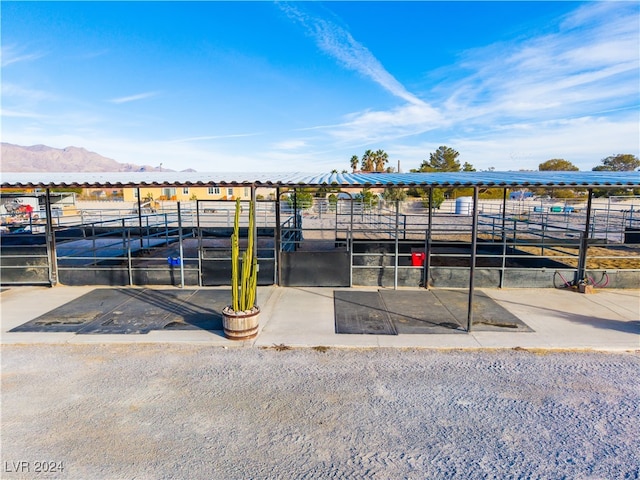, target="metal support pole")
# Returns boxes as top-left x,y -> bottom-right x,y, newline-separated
500,188 -> 507,288
44,189 -> 58,286
293,188 -> 298,252
197,221 -> 203,287
251,187 -> 258,263
177,202 -> 185,288
500,189 -> 508,288
424,187 -> 433,289
576,188 -> 594,283
467,187 -> 479,332
394,198 -> 399,290
275,187 -> 281,285
349,228 -> 353,287
136,187 -> 143,249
